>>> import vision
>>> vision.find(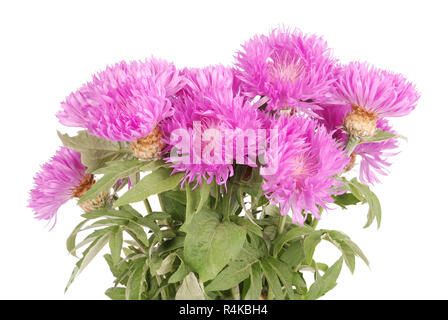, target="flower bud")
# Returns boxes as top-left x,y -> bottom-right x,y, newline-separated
131,125 -> 166,160
72,174 -> 108,212
344,105 -> 378,139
